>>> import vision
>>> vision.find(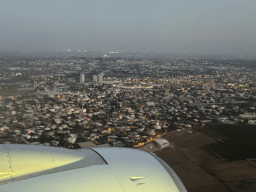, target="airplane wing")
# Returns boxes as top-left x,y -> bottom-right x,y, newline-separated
0,144 -> 187,192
